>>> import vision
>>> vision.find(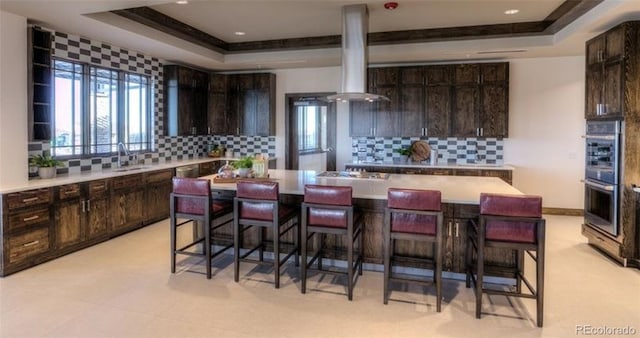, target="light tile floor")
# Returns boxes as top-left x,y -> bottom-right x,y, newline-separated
1,215 -> 639,338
